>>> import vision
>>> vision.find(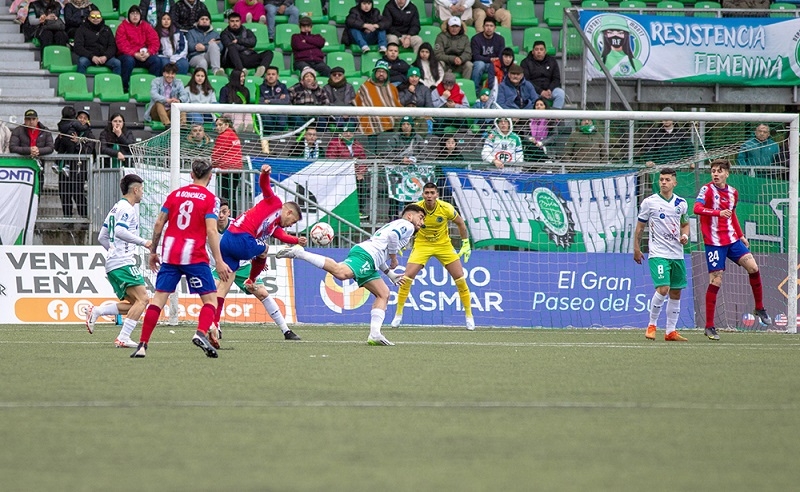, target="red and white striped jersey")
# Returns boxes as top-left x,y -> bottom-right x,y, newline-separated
160,184 -> 219,265
694,182 -> 742,246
